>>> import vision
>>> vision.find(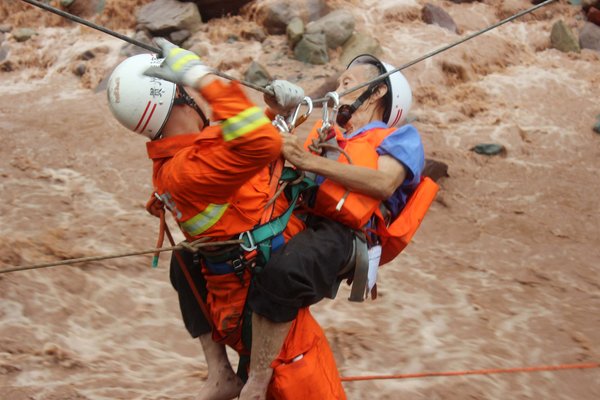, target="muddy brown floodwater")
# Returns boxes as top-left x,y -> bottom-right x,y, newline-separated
1,1 -> 599,399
